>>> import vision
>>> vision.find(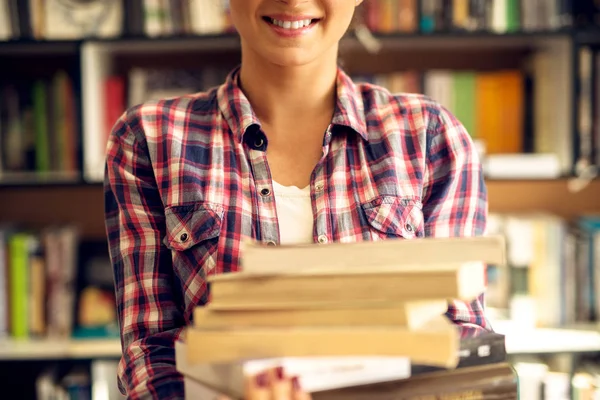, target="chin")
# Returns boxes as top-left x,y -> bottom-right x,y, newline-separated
262,47 -> 327,68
